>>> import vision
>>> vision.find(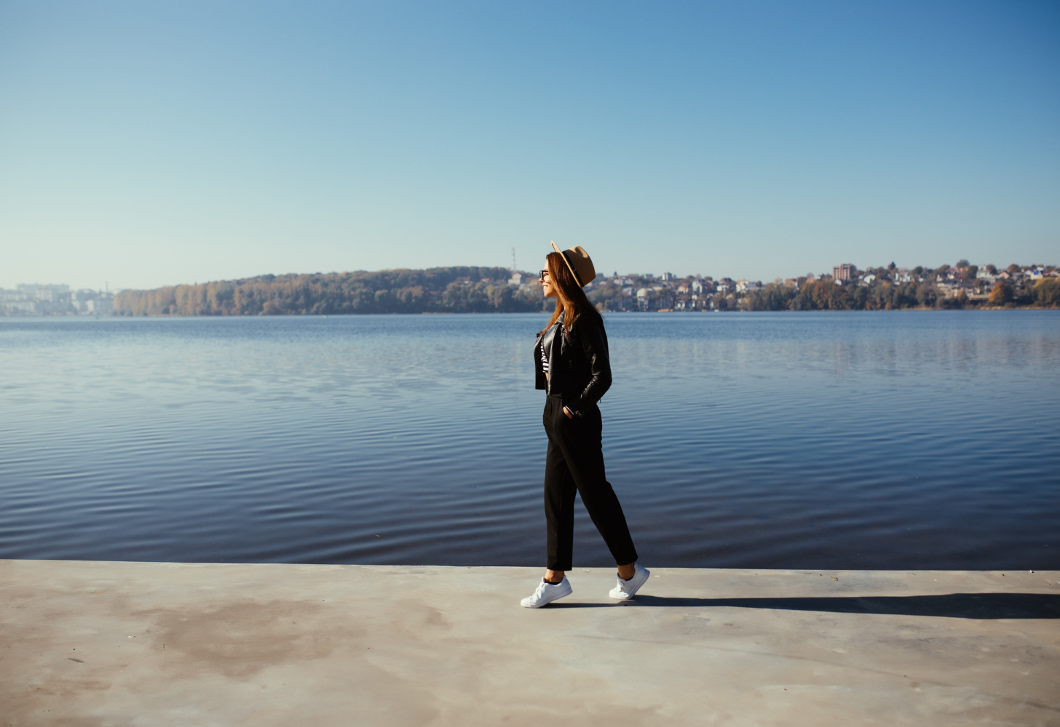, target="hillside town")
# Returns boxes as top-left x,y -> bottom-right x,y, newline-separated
3,261 -> 1058,316
574,261 -> 1060,312
0,284 -> 114,316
